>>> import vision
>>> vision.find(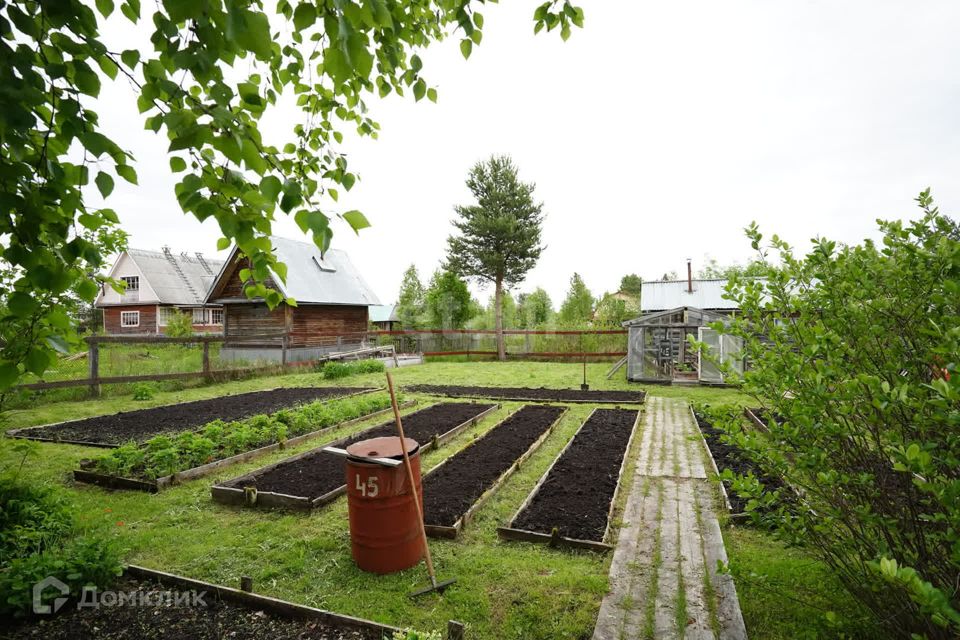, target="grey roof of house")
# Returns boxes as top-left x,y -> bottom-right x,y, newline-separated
639,279 -> 739,312
369,304 -> 399,323
128,248 -> 224,305
208,236 -> 380,306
